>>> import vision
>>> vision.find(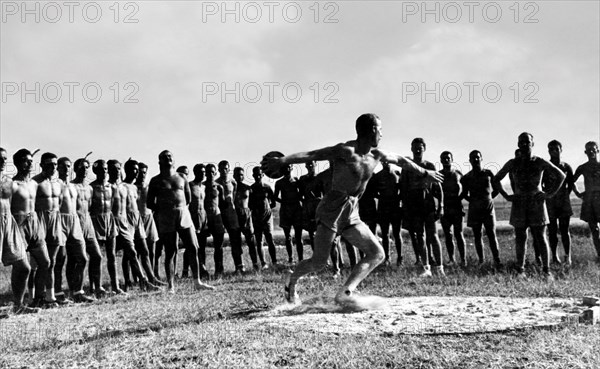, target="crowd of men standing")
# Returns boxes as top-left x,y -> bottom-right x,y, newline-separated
1,134 -> 599,316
